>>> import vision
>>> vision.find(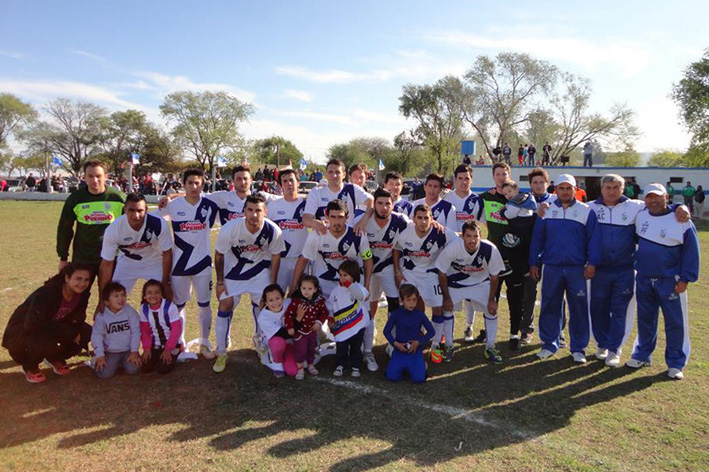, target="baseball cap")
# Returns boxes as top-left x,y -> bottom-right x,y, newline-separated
644,183 -> 667,196
556,174 -> 577,187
